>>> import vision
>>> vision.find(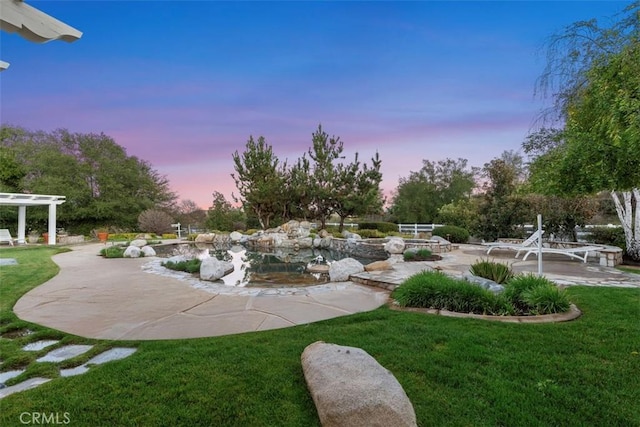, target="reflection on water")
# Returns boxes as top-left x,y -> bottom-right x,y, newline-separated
155,243 -> 363,288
